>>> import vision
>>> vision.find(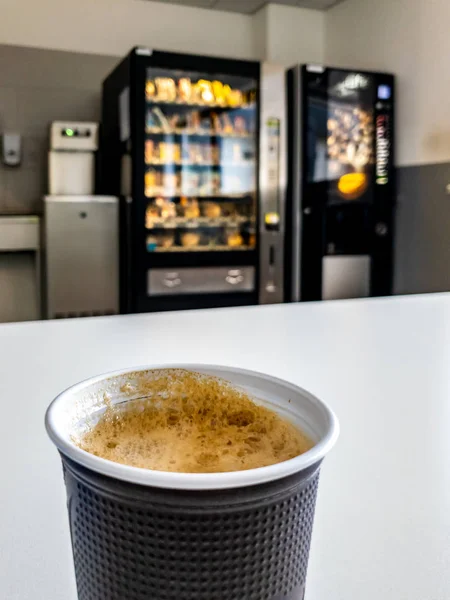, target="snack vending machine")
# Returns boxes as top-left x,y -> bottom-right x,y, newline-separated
285,65 -> 395,302
101,48 -> 285,313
